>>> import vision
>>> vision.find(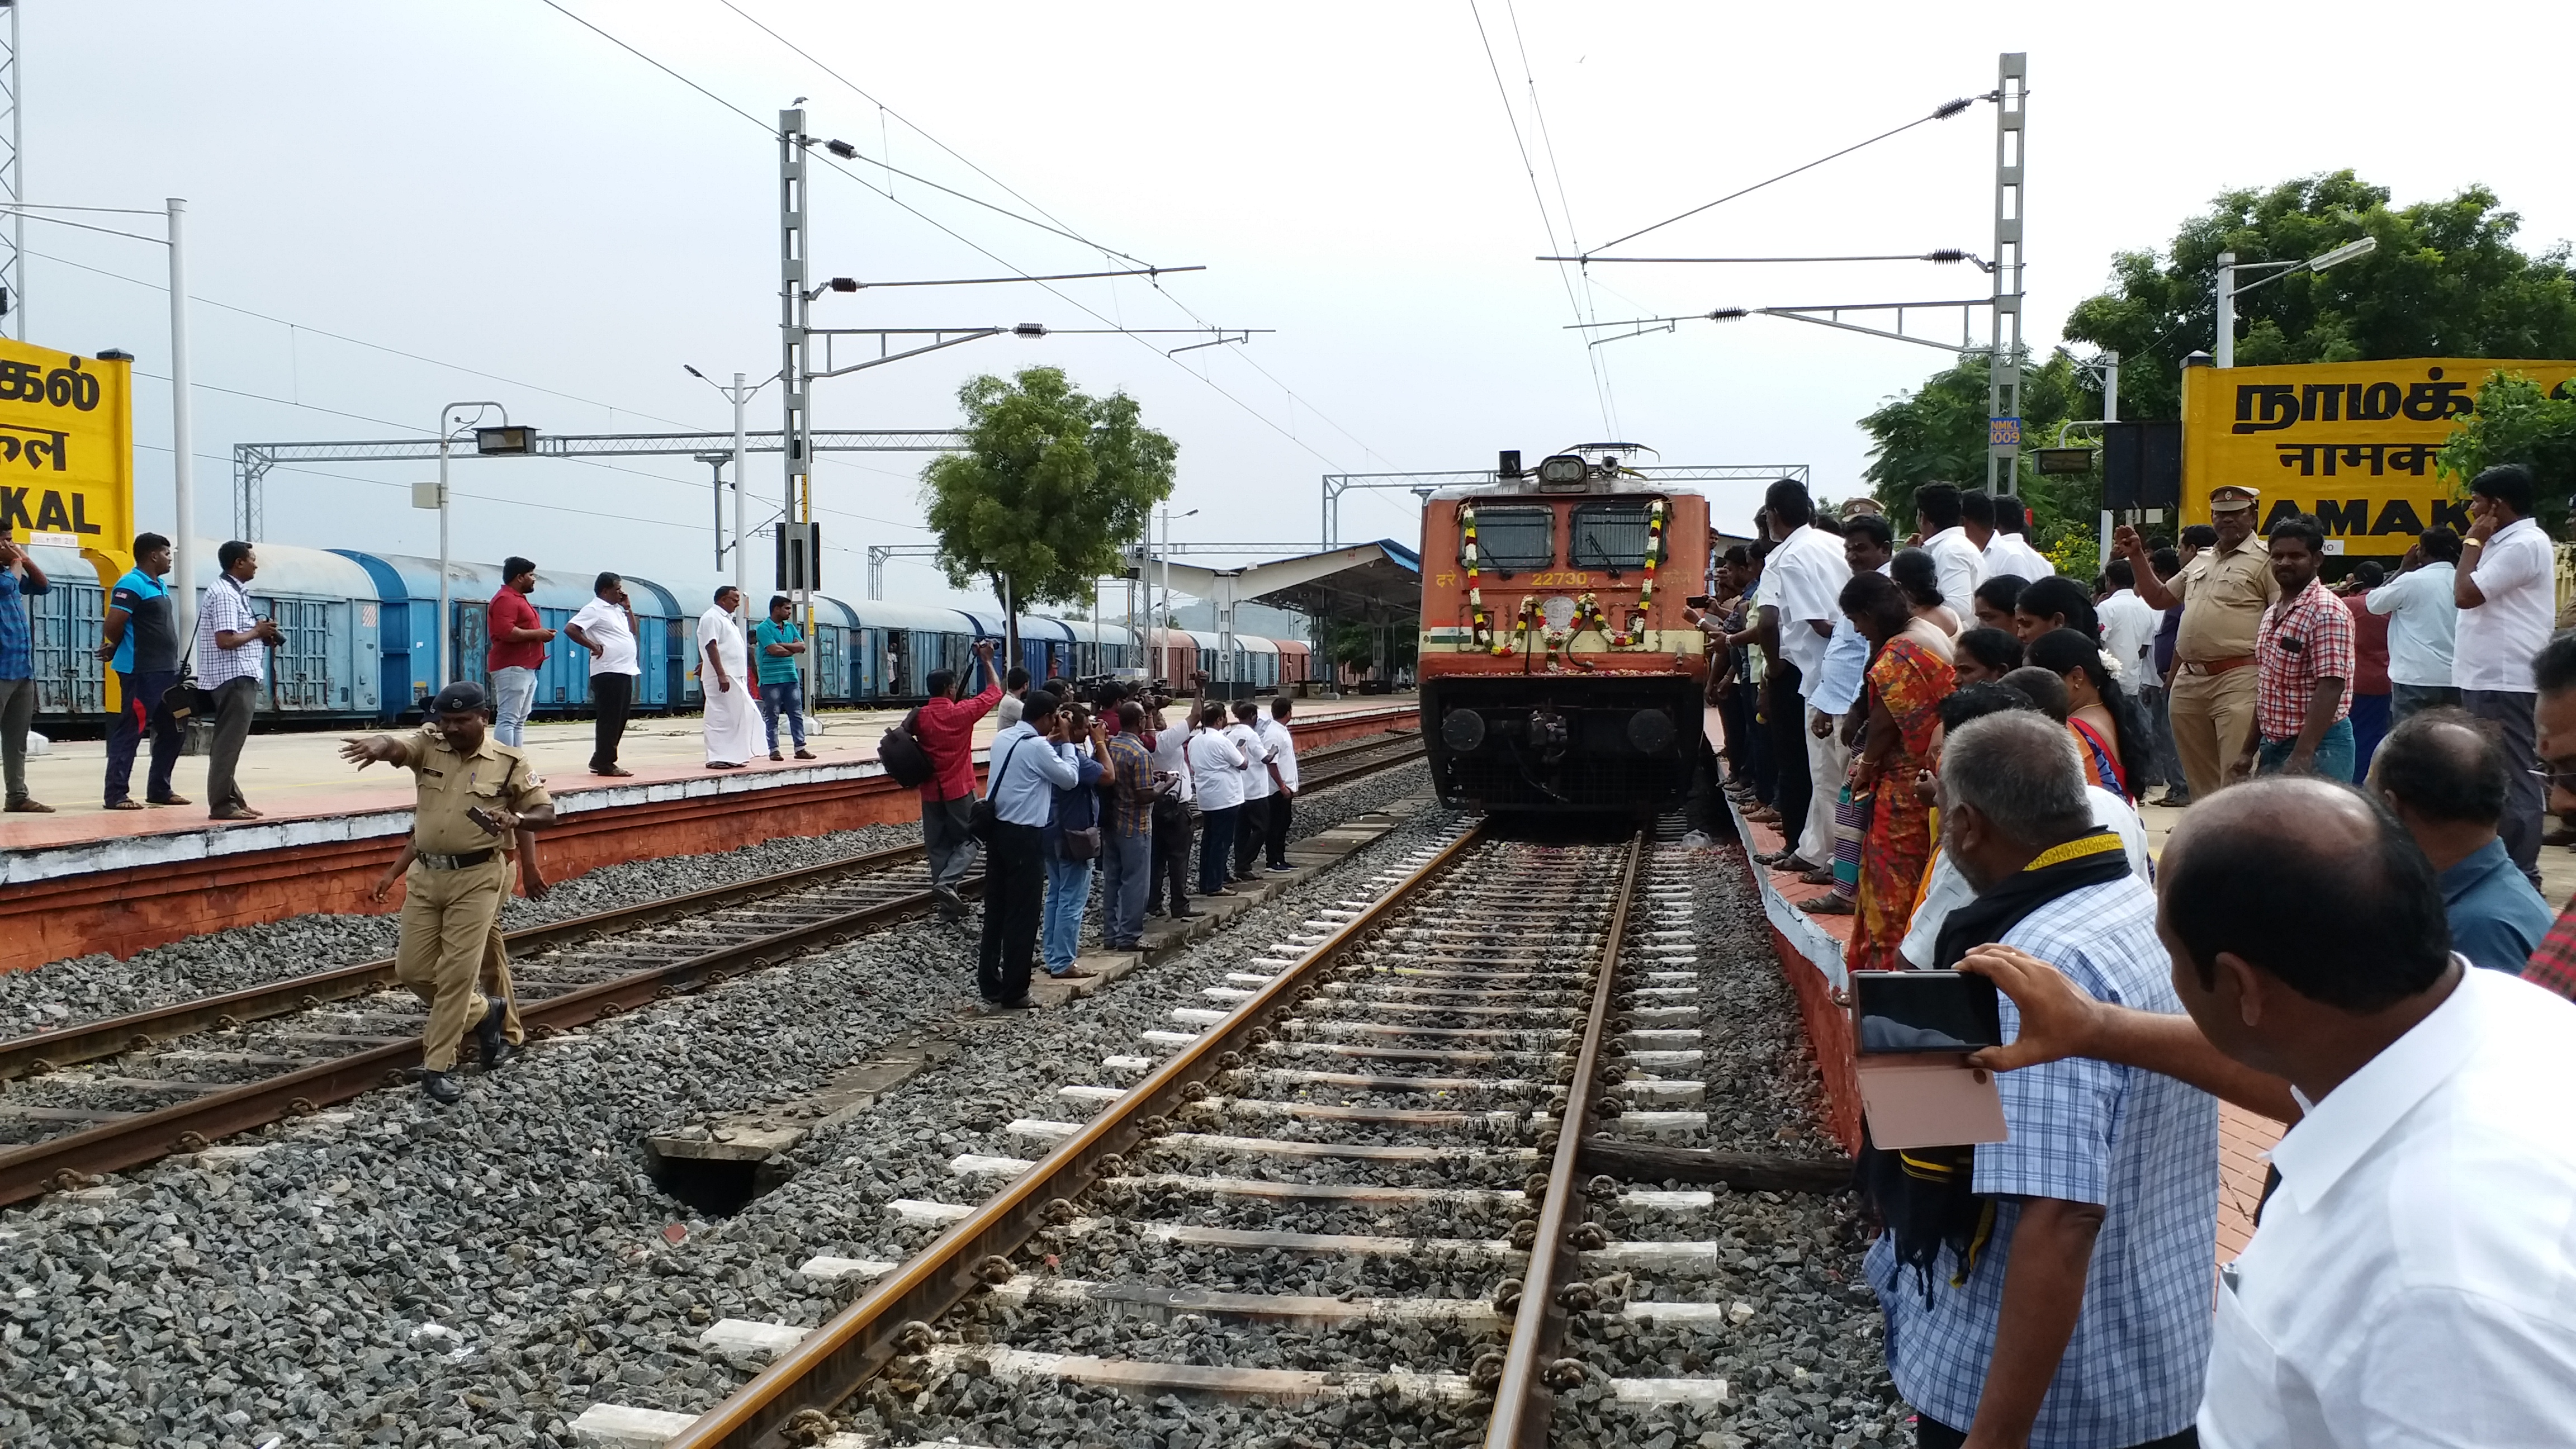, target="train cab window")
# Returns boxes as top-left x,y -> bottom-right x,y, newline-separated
1462,506 -> 1554,575
1570,501 -> 1655,574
